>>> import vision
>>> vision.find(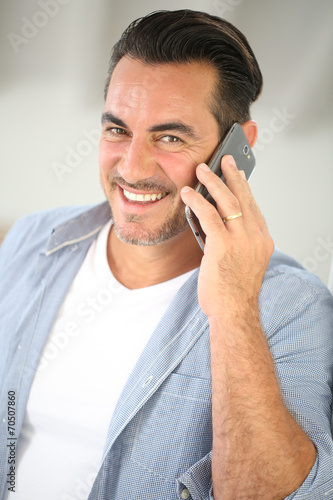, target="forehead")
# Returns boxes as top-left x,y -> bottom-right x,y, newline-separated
105,56 -> 218,123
